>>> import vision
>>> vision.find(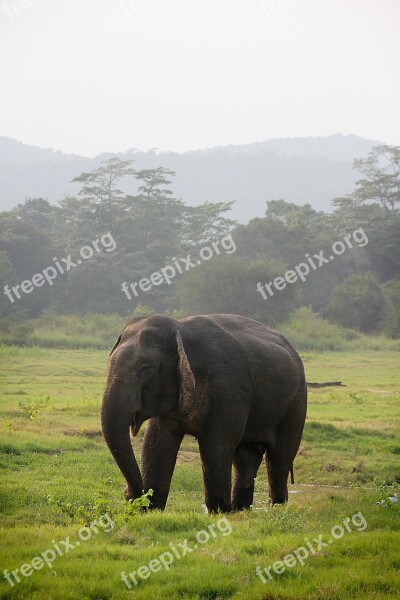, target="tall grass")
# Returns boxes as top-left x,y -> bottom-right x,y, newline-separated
0,312 -> 125,349
0,306 -> 399,351
31,312 -> 126,349
281,307 -> 400,352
